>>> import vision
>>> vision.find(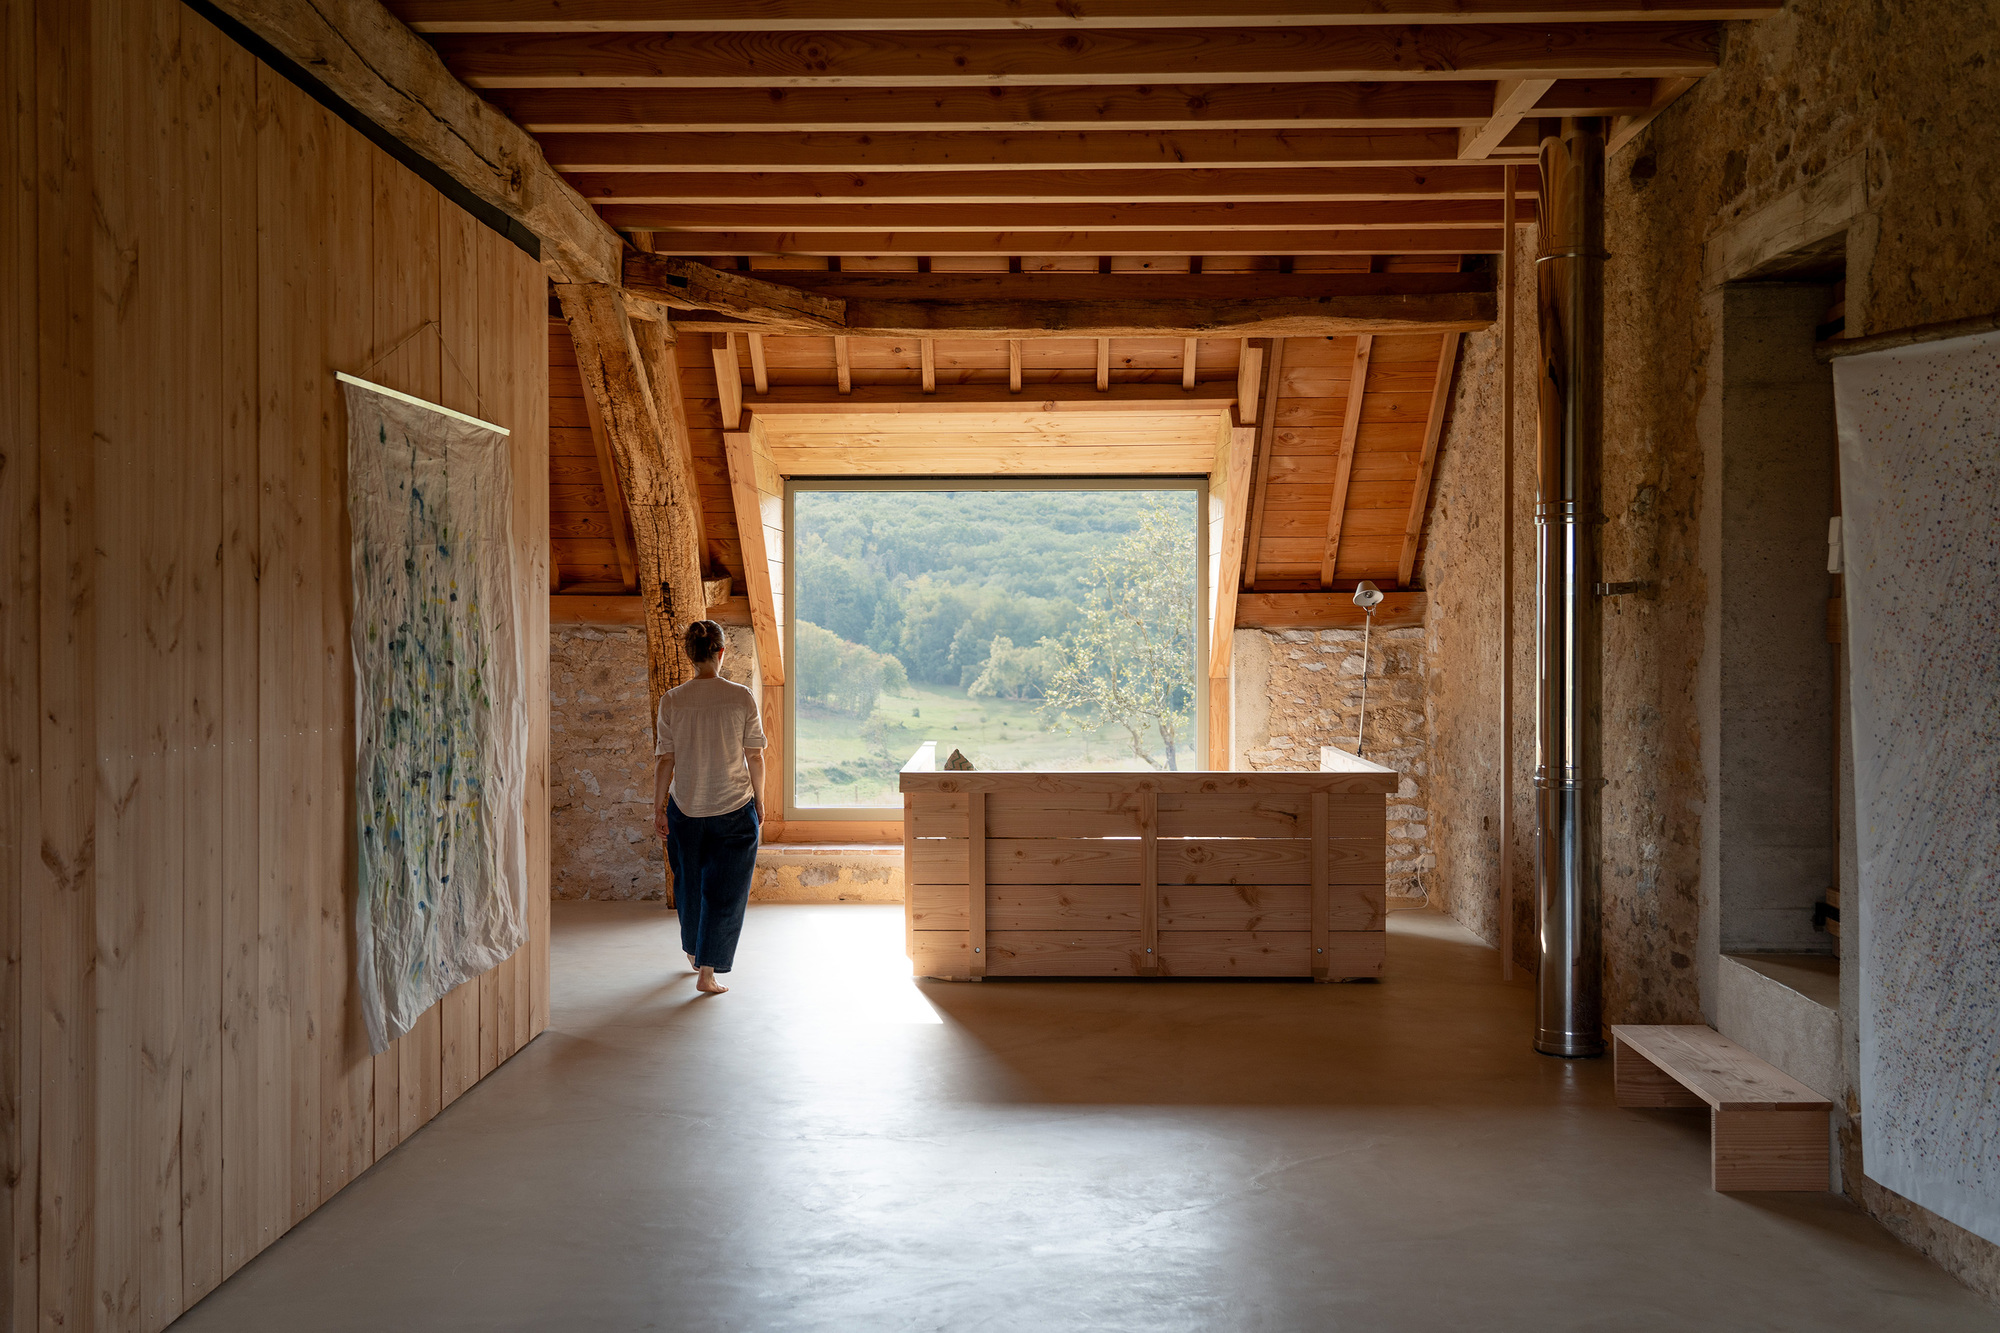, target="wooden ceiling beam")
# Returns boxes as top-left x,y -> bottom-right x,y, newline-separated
1532,77 -> 1658,116
483,81 -> 1501,133
542,126 -> 1534,172
648,269 -> 1498,337
1458,78 -> 1557,159
1608,75 -> 1702,153
392,2 -> 1783,32
204,0 -> 622,283
600,225 -> 1500,256
621,249 -> 845,327
739,384 -> 1244,412
615,199 -> 1523,232
430,24 -> 1723,88
1237,590 -> 1427,630
566,166 -> 1540,204
1398,331 -> 1462,585
1321,334 -> 1375,586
